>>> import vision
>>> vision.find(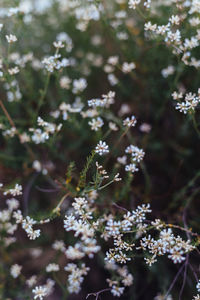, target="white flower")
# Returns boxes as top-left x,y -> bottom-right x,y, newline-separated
131,148 -> 145,162
144,21 -> 157,31
144,0 -> 151,8
46,263 -> 60,272
60,76 -> 71,89
32,160 -> 42,172
169,15 -> 180,25
122,62 -> 136,73
172,91 -> 183,100
117,155 -> 127,165
125,145 -> 145,162
102,91 -> 115,106
189,17 -> 200,26
184,37 -> 199,50
88,117 -> 104,131
53,40 -> 64,48
26,275 -> 37,287
168,247 -> 186,263
123,115 -> 137,127
52,240 -> 65,252
10,264 -> 22,278
65,244 -> 85,260
13,209 -> 23,223
108,74 -> 118,86
6,34 -> 17,43
122,273 -> 133,286
109,122 -> 118,131
139,123 -> 151,133
8,66 -> 20,75
88,98 -> 104,108
8,7 -> 21,16
64,263 -> 90,294
22,216 -> 36,230
111,285 -> 125,297
125,163 -> 139,173
175,102 -> 190,114
128,0 -> 141,9
196,280 -> 200,292
107,56 -> 119,66
42,54 -> 67,73
32,286 -> 47,300
161,65 -> 175,78
6,198 -> 19,211
31,129 -> 49,144
26,228 -> 41,240
189,0 -> 200,14
72,78 -> 87,94
4,184 -> 22,196
95,140 -> 109,156
44,278 -> 55,296
56,32 -> 73,51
